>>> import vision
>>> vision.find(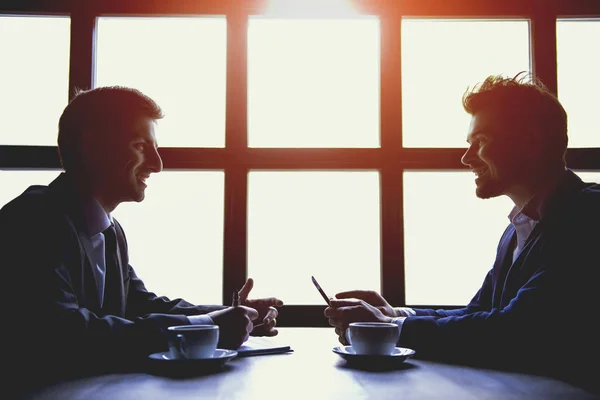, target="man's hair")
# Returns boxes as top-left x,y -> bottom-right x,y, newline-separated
57,86 -> 163,172
462,72 -> 568,164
